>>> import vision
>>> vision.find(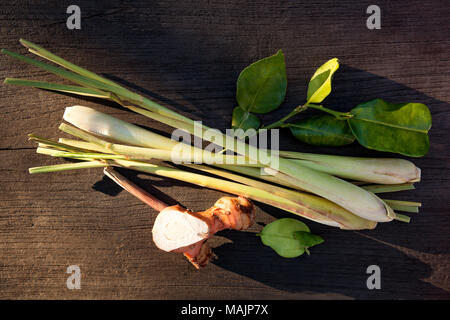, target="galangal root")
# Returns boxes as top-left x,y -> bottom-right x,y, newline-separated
103,168 -> 255,269
152,196 -> 255,269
